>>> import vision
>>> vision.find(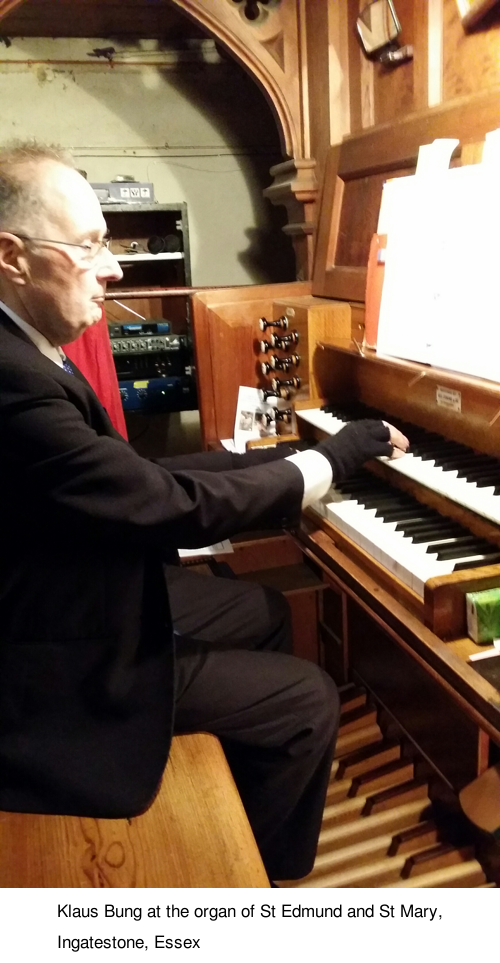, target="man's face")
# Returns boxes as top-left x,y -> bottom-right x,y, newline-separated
3,161 -> 123,345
